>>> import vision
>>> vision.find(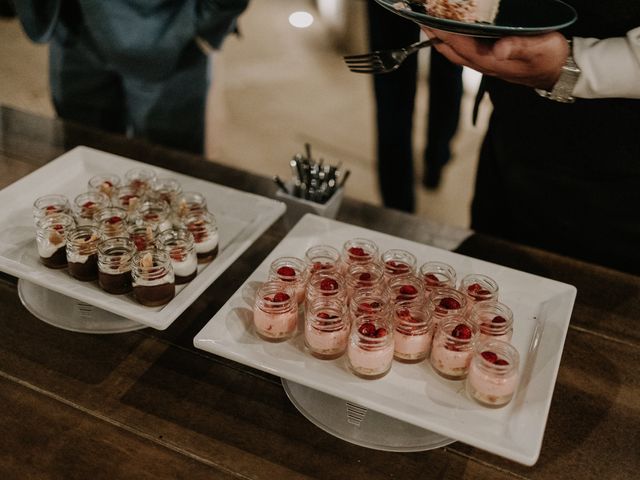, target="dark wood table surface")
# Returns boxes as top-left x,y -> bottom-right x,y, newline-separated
1,106 -> 638,479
